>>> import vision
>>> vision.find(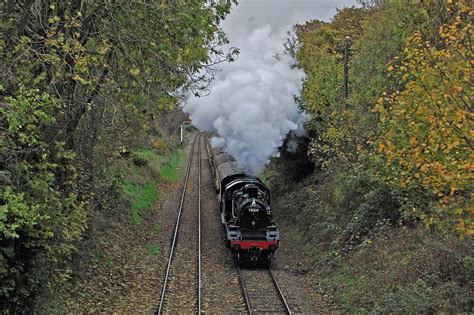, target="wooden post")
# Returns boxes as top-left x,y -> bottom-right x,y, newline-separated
344,36 -> 350,99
